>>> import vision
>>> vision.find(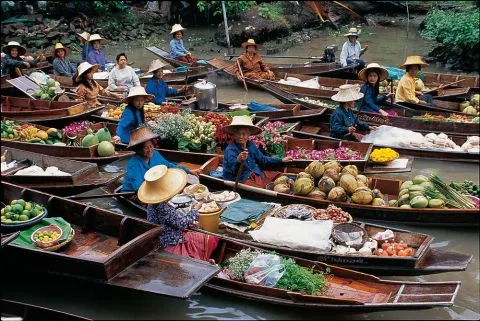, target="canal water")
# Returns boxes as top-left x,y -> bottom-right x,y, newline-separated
3,23 -> 479,320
